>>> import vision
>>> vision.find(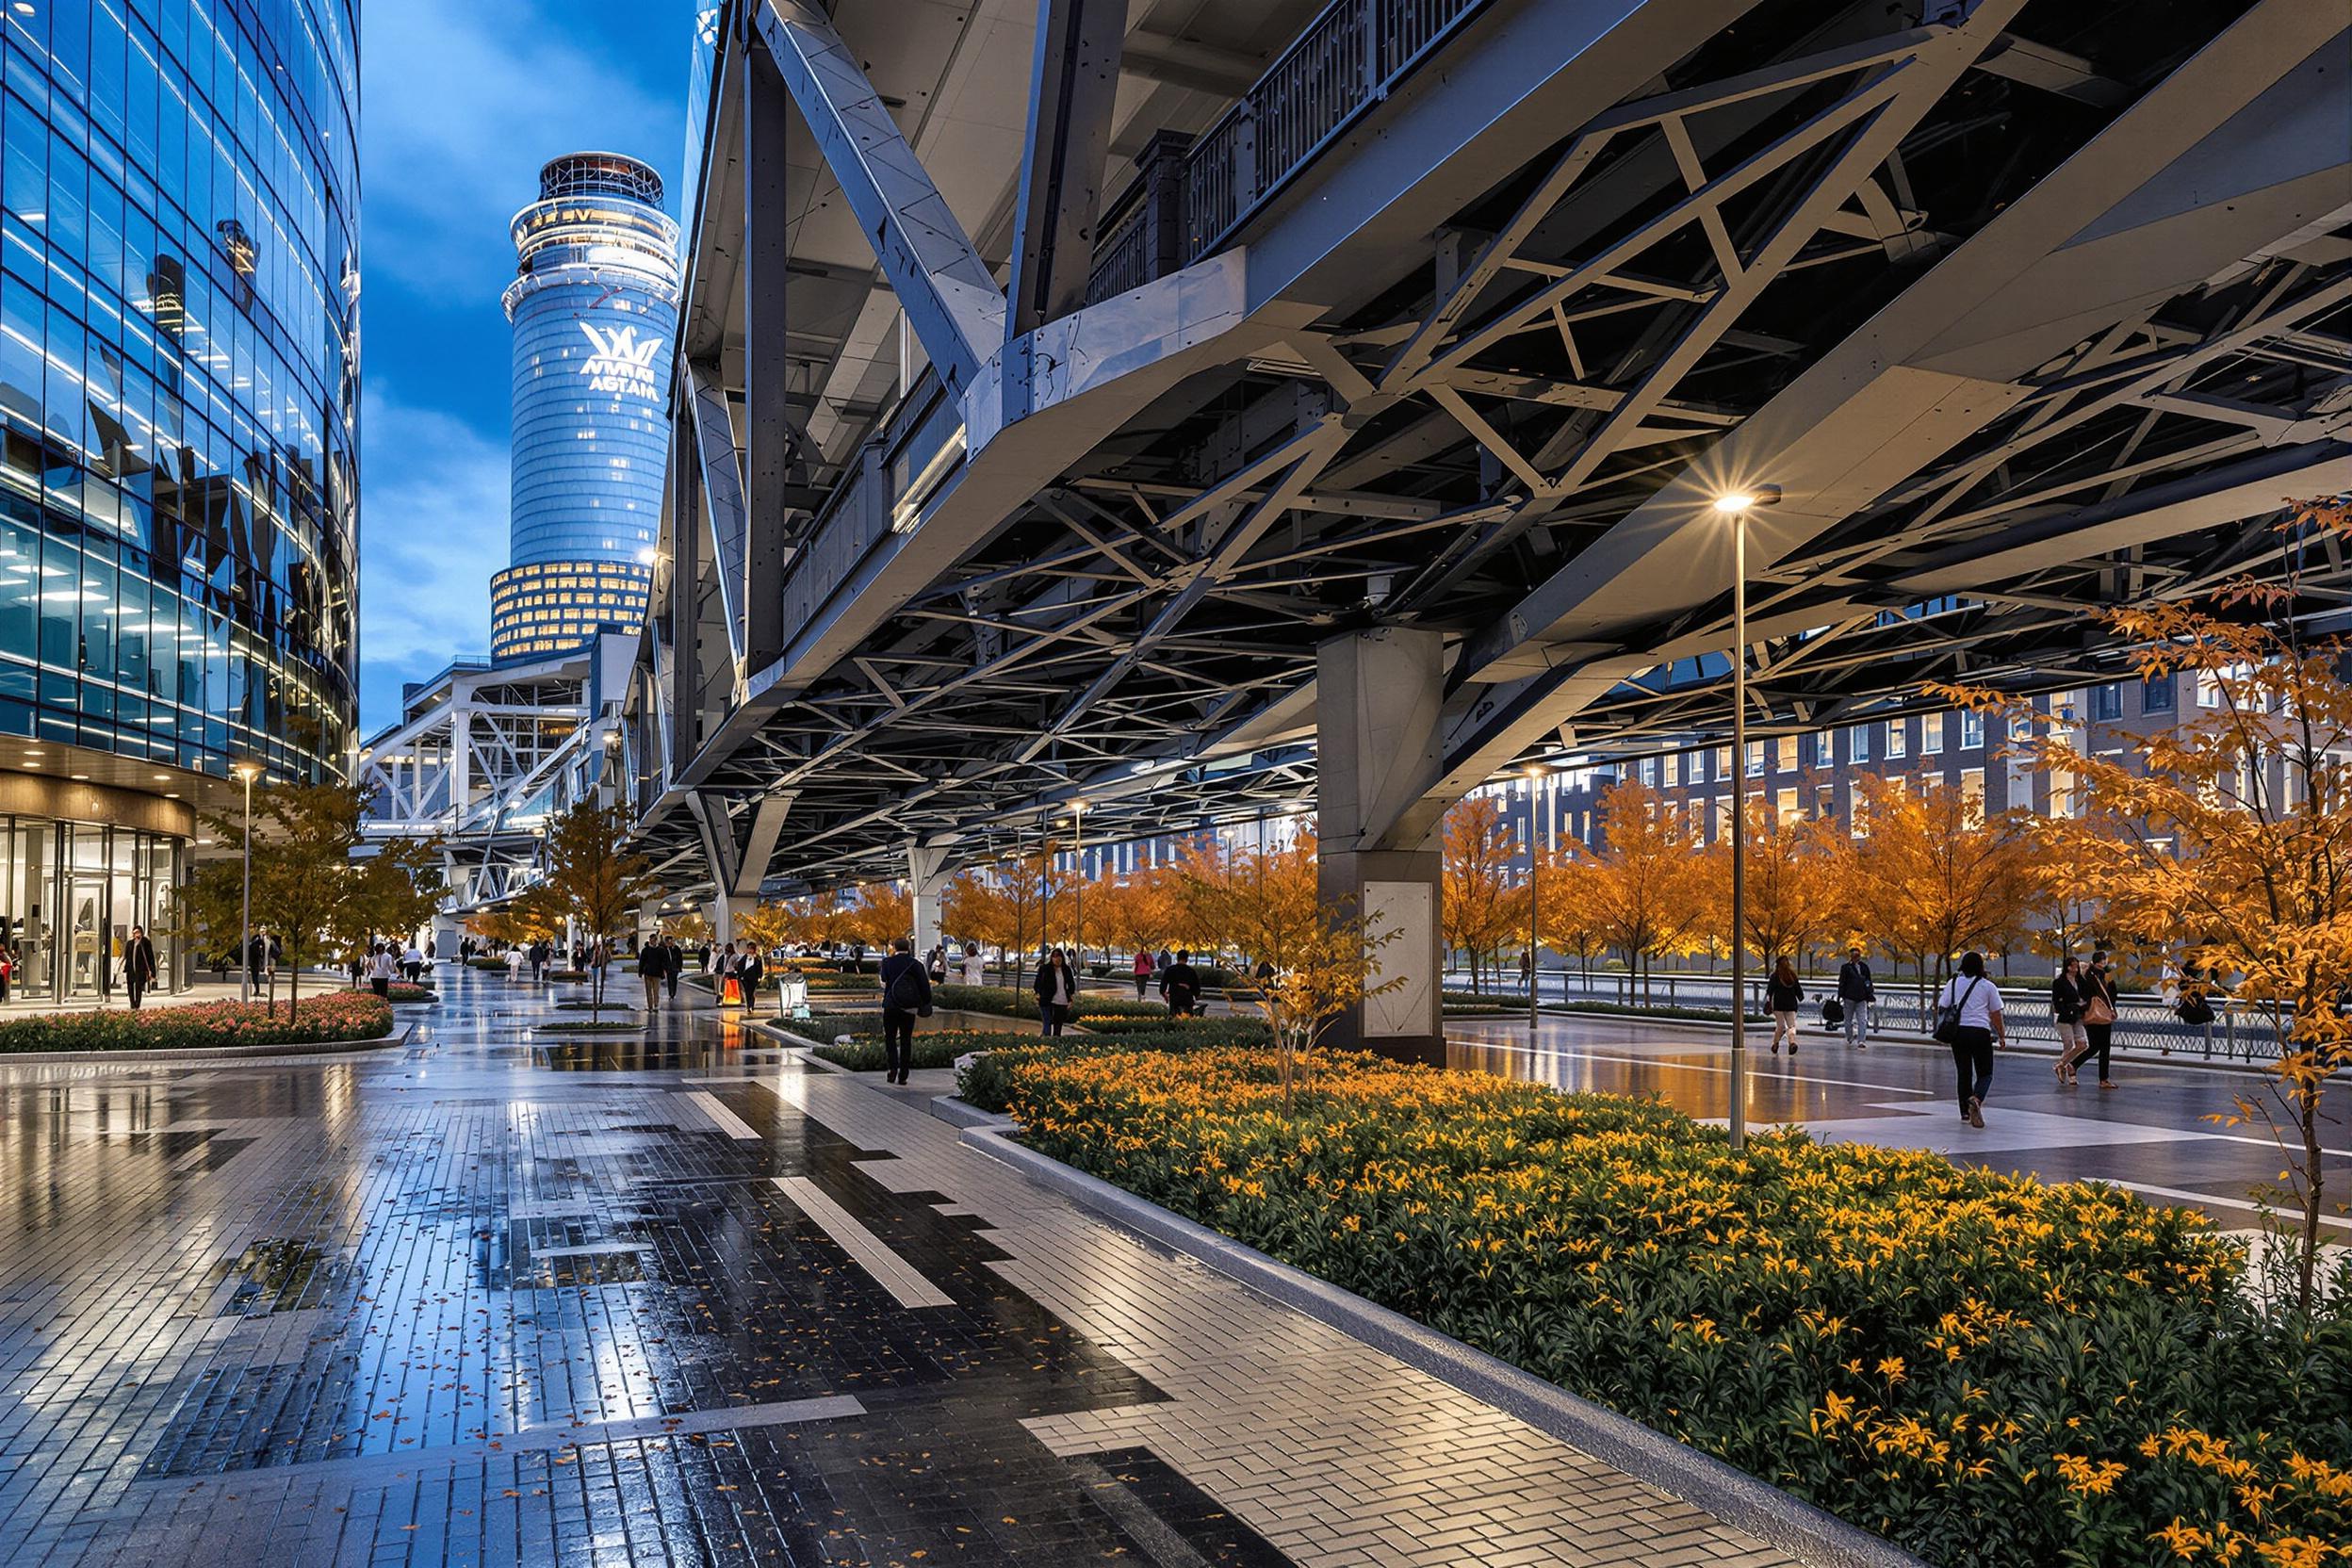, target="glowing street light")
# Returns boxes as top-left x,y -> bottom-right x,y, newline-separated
233,761 -> 262,1003
1713,483 -> 1779,1152
1526,763 -> 1546,1034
